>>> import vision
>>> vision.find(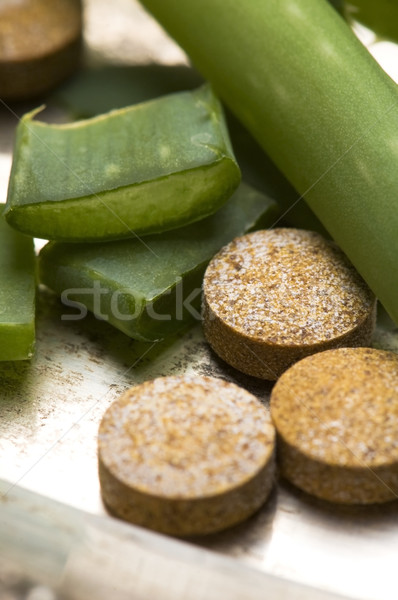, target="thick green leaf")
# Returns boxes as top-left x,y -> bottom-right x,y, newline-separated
38,183 -> 279,341
5,84 -> 240,242
0,205 -> 35,361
